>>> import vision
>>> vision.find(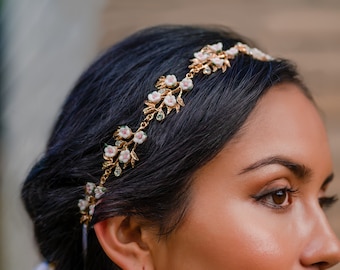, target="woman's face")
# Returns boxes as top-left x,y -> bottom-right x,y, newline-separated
151,83 -> 340,269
